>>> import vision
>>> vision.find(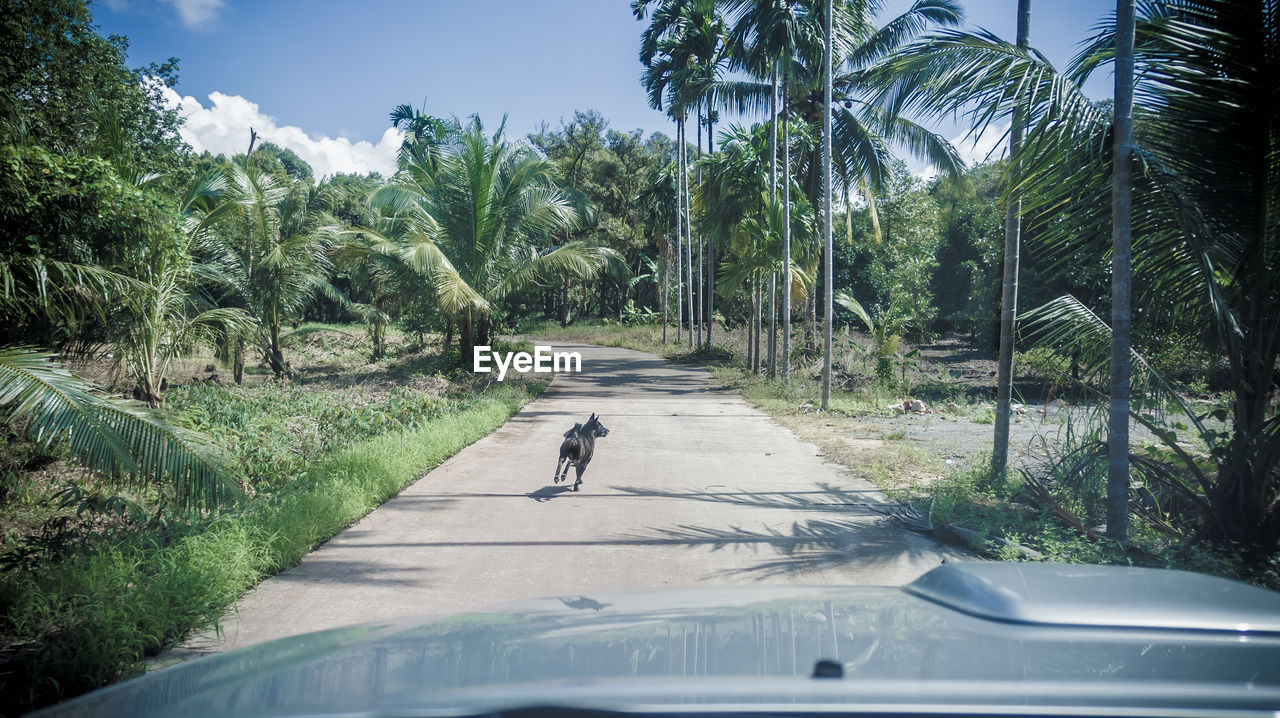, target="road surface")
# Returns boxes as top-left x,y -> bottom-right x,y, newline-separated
164,342 -> 960,662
